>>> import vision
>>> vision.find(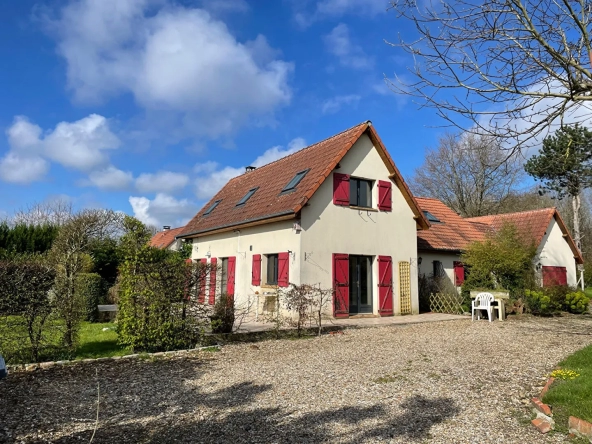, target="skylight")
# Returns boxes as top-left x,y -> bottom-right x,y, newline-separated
281,169 -> 309,194
203,199 -> 222,216
423,210 -> 441,223
236,187 -> 258,206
